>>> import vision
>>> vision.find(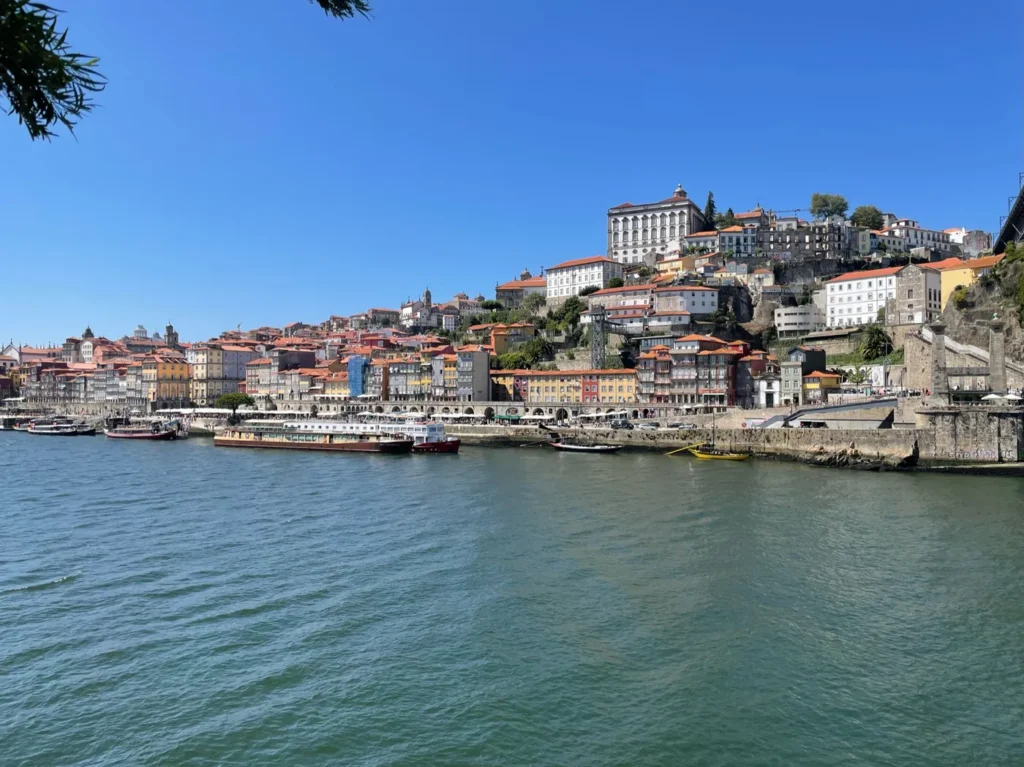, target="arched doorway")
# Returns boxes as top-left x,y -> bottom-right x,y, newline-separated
641,409 -> 650,418
391,406 -> 402,413
409,406 -> 419,412
555,408 -> 568,421
483,407 -> 495,420
442,407 -> 451,414
532,408 -> 544,416
374,405 -> 384,413
463,407 -> 475,415
426,407 -> 435,415
631,410 -> 639,419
